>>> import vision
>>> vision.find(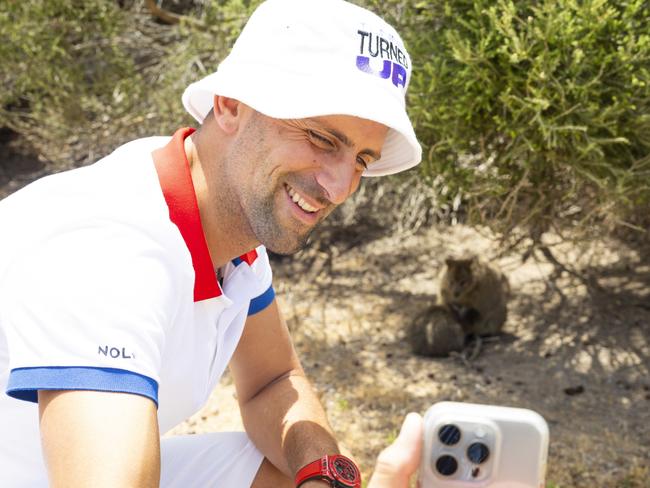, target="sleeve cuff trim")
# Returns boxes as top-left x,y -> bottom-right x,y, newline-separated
6,366 -> 159,407
247,285 -> 275,316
